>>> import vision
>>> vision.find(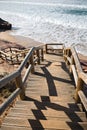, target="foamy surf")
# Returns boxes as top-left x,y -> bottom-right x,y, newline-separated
0,0 -> 87,56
